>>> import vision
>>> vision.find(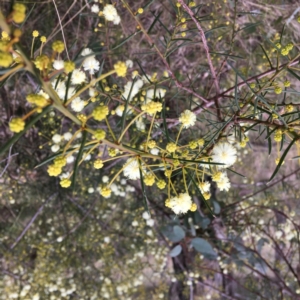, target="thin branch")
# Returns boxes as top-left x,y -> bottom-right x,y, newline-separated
178,0 -> 219,94
10,193 -> 57,250
210,60 -> 299,101
178,0 -> 221,120
225,167 -> 300,209
0,147 -> 18,178
121,0 -> 209,104
52,0 -> 70,60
